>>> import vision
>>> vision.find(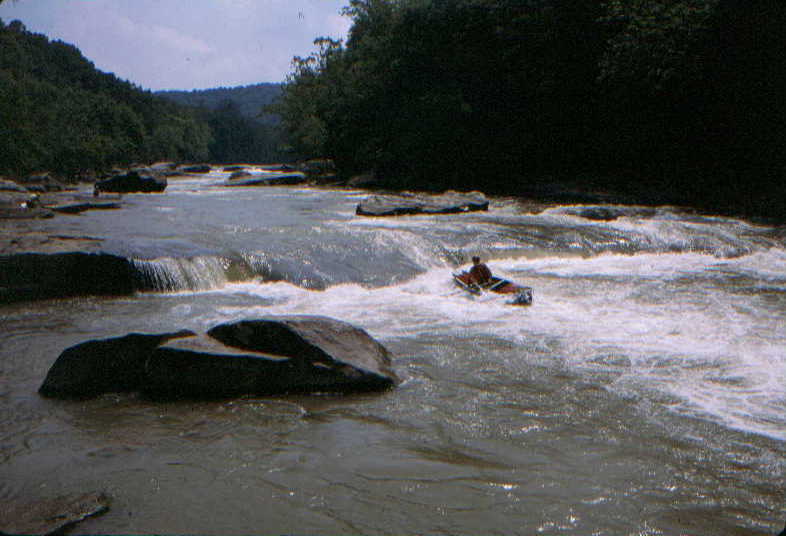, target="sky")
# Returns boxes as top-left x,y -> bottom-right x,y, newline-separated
0,0 -> 352,90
